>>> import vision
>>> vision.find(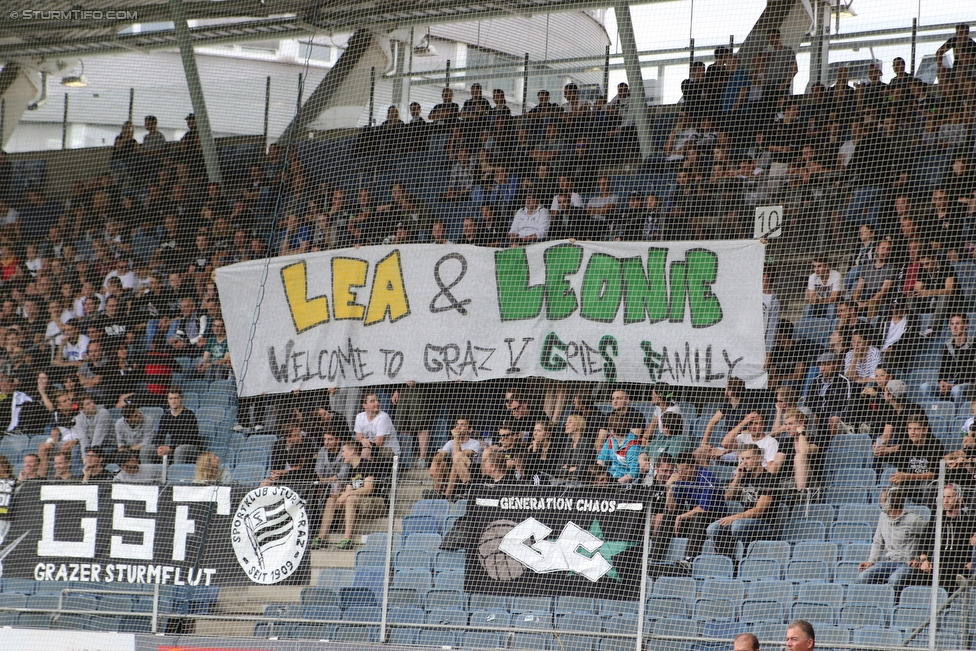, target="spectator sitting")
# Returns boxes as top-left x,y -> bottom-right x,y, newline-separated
706,443 -> 780,559
355,392 -> 401,463
584,176 -> 619,240
915,249 -> 958,338
18,453 -> 40,482
480,448 -> 519,485
196,317 -> 231,381
50,451 -> 76,482
718,410 -> 779,467
315,427 -> 350,490
773,409 -> 826,494
37,390 -> 83,473
808,352 -> 852,438
699,377 -> 751,451
901,483 -> 976,590
596,388 -> 646,450
441,148 -> 474,202
596,413 -> 641,485
654,450 -> 722,562
767,322 -> 816,390
872,378 -> 910,464
508,191 -> 550,245
890,411 -> 945,507
115,404 -> 154,463
878,298 -> 918,372
429,415 -> 482,498
855,488 -> 926,592
640,412 -> 688,472
805,256 -> 842,318
81,446 -> 113,483
920,313 -> 975,402
312,440 -> 386,550
562,414 -> 595,482
644,383 -> 682,440
195,451 -> 231,484
114,450 -> 158,483
149,386 -> 202,465
852,237 -> 895,320
261,415 -> 317,495
843,328 -> 881,387
524,419 -> 566,484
